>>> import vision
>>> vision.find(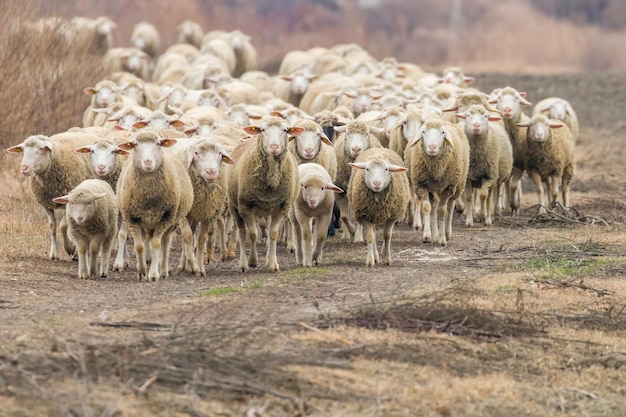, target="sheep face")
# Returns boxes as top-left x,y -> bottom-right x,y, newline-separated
119,133 -> 176,173
345,89 -> 382,115
7,135 -> 53,177
292,127 -> 331,160
118,82 -> 145,106
414,124 -> 454,157
520,115 -> 563,143
300,175 -> 329,209
244,118 -> 303,157
491,88 -> 531,120
114,109 -> 141,131
53,189 -> 106,226
85,82 -> 117,108
398,112 -> 425,142
76,141 -> 127,177
159,84 -> 187,110
350,158 -> 407,193
187,139 -> 234,183
457,105 -> 501,136
381,108 -> 404,137
282,72 -> 315,95
545,99 -> 569,121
